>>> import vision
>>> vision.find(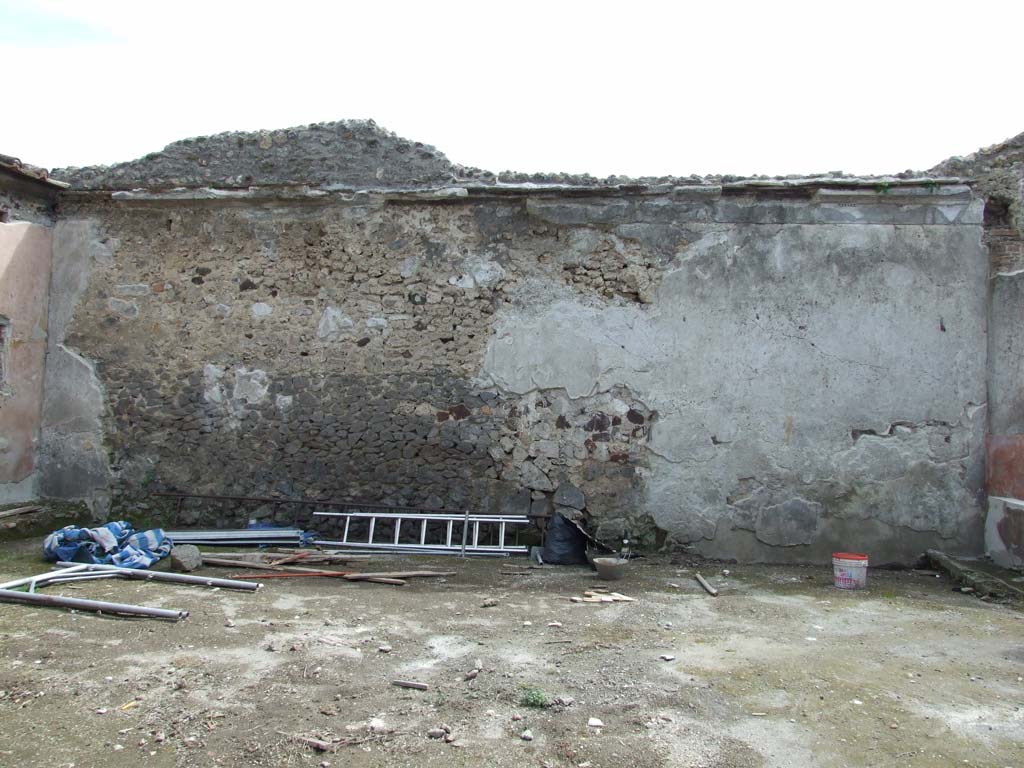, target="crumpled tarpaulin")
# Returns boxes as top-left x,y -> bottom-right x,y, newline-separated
43,521 -> 172,569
